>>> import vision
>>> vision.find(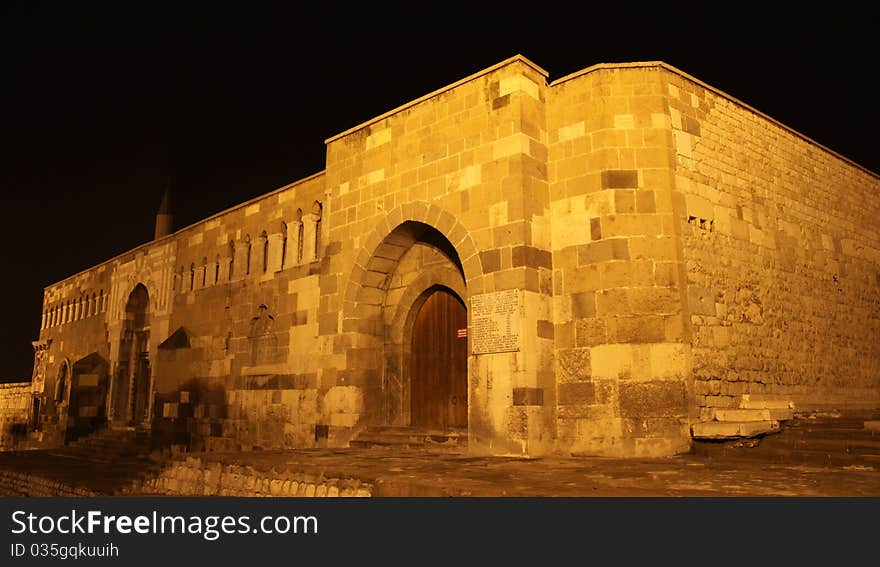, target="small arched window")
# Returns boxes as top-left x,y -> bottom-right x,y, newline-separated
190,263 -> 195,291
228,241 -> 236,279
91,293 -> 97,316
201,257 -> 208,287
245,235 -> 252,275
261,231 -> 269,273
215,254 -> 221,284
295,208 -> 304,264
280,221 -> 288,269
